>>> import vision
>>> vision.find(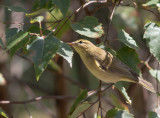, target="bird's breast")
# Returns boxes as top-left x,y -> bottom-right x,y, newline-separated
80,54 -> 124,83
